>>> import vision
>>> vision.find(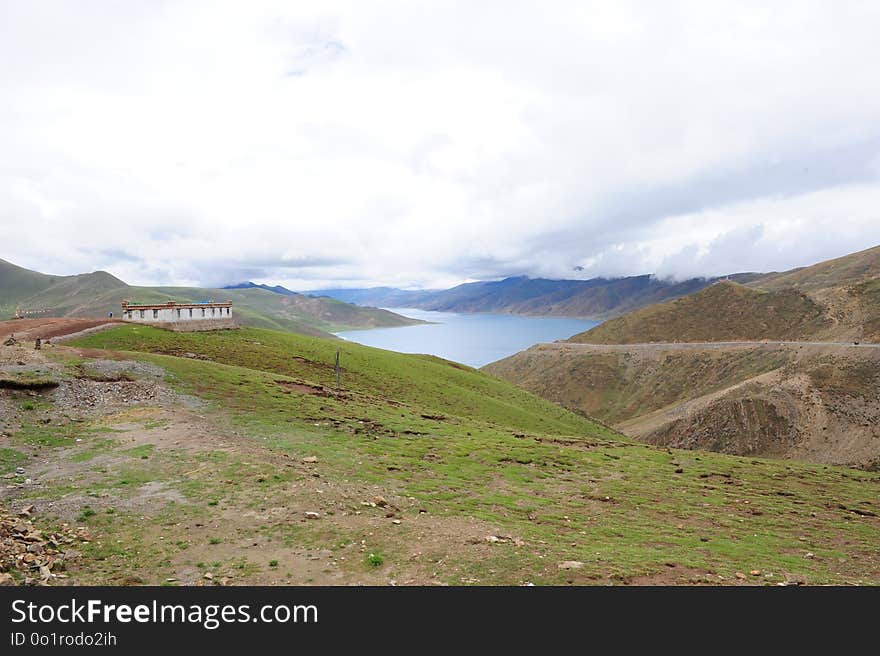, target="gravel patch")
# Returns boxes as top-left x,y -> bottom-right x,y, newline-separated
52,378 -> 177,412
0,364 -> 55,376
81,359 -> 167,380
